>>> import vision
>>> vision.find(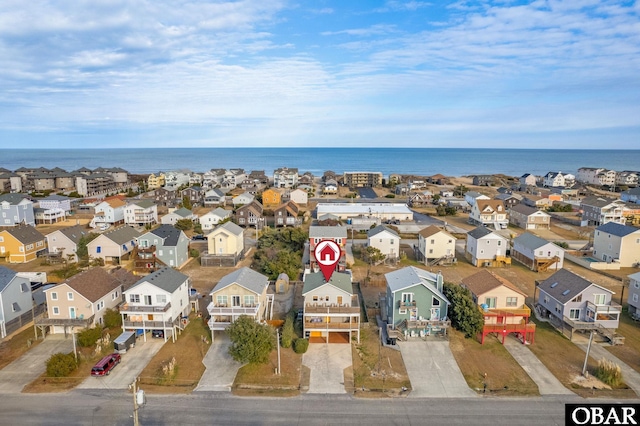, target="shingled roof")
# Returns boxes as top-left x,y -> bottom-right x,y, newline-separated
538,269 -> 612,304
57,267 -> 138,303
2,225 -> 45,244
461,270 -> 526,298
